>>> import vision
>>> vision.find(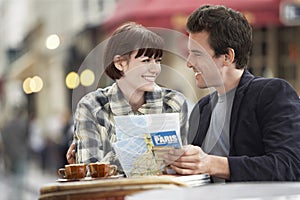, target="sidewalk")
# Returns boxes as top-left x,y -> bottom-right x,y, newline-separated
0,161 -> 57,200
